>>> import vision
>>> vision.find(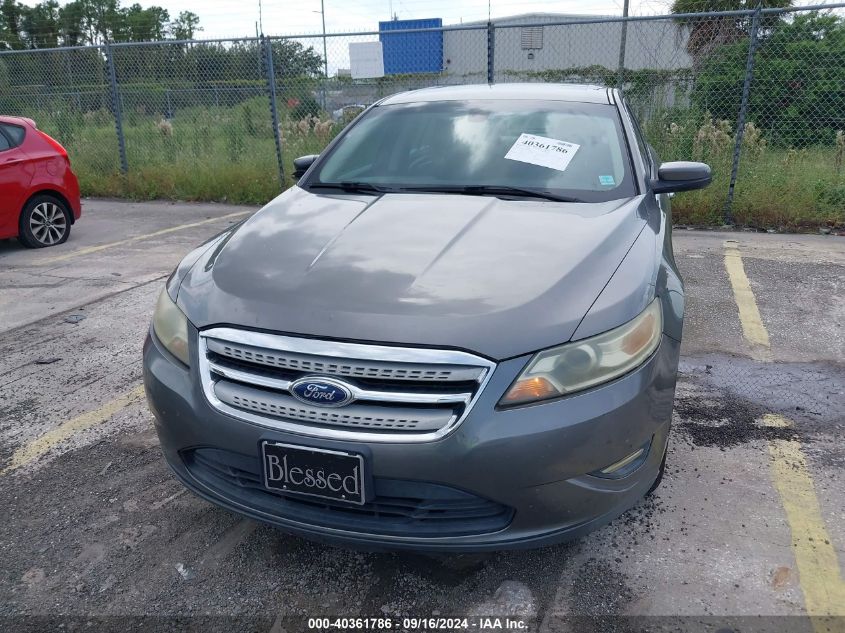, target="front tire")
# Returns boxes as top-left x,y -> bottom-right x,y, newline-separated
18,195 -> 71,248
